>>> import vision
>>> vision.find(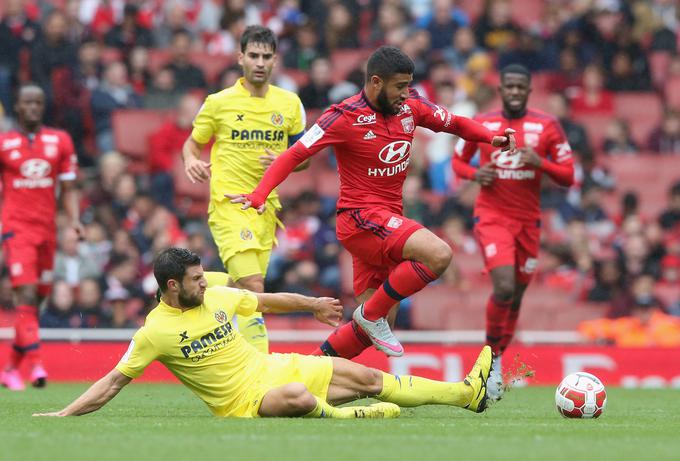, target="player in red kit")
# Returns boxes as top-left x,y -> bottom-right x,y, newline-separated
228,46 -> 515,364
0,84 -> 81,391
453,64 -> 574,400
